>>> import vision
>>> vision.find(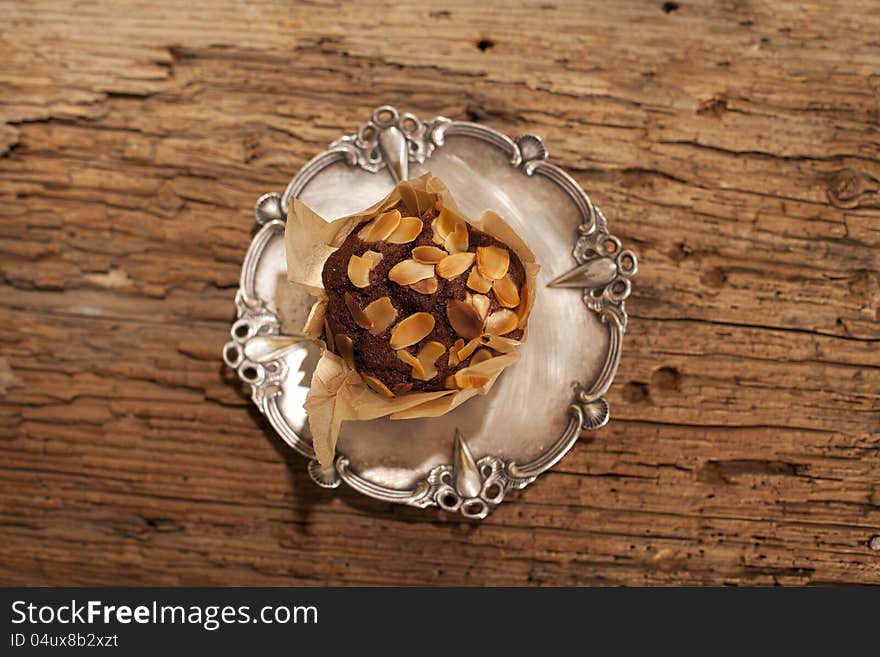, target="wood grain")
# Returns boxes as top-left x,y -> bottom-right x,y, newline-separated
1,0 -> 878,586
